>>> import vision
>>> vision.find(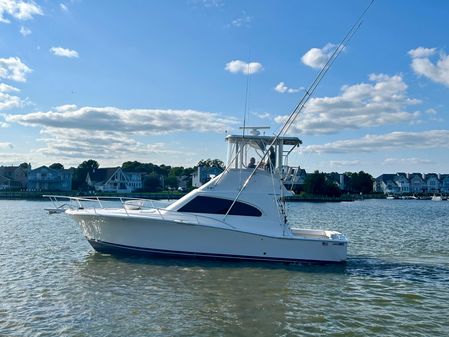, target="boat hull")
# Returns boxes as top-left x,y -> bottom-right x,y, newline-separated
69,212 -> 347,263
